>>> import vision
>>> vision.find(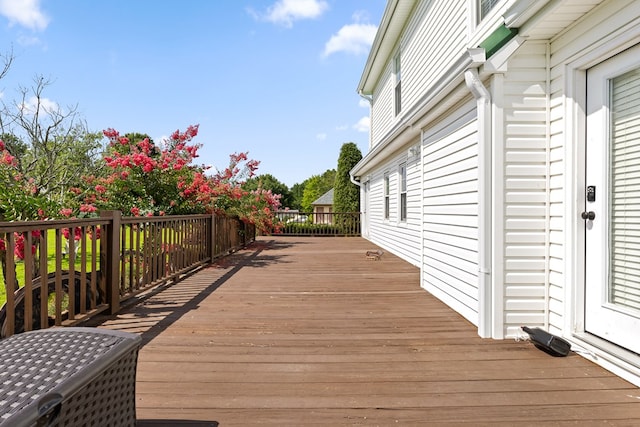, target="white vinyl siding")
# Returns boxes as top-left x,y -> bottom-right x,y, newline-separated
548,50 -> 568,337
502,42 -> 551,337
369,0 -> 469,148
548,0 -> 640,336
404,0 -> 467,110
365,143 -> 423,267
358,0 -> 640,386
422,115 -> 479,325
370,63 -> 395,149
